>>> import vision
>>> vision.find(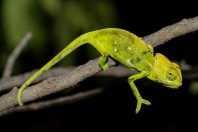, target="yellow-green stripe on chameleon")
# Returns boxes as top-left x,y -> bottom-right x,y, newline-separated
17,28 -> 182,113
